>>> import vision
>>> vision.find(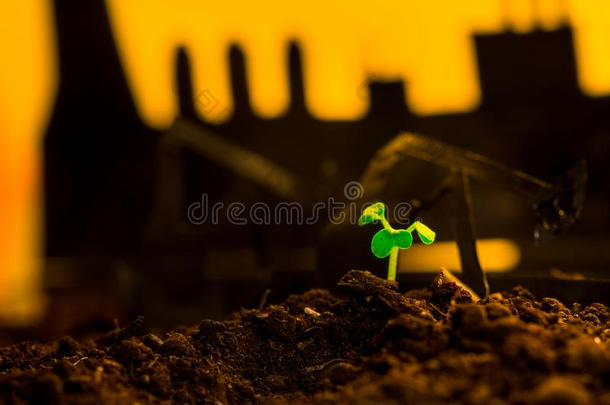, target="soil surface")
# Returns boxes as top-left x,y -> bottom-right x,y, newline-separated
1,270 -> 610,404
